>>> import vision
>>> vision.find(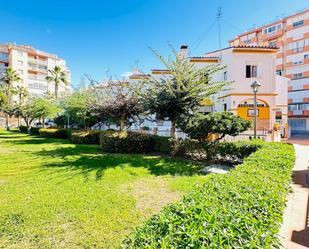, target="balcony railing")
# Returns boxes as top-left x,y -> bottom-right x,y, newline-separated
28,57 -> 48,66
